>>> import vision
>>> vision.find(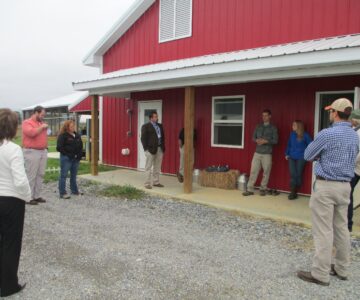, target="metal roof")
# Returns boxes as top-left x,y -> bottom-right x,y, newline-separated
22,91 -> 89,111
75,33 -> 360,85
73,34 -> 360,96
